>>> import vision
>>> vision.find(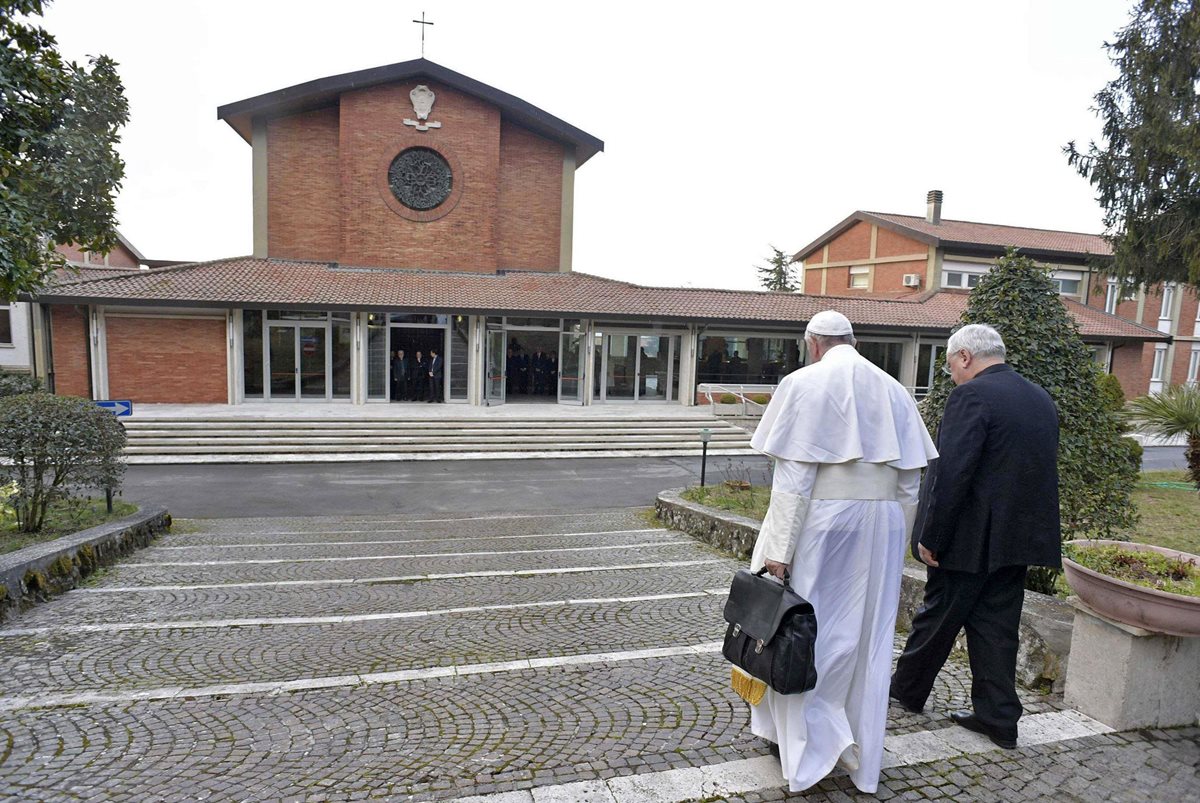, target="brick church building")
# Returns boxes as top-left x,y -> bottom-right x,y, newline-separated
20,61 -> 1164,407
